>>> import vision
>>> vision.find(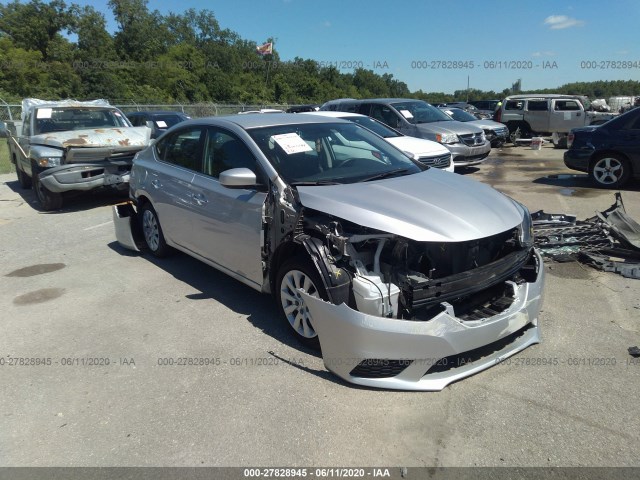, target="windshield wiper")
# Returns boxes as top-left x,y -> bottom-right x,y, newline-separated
290,180 -> 341,186
361,168 -> 412,182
